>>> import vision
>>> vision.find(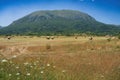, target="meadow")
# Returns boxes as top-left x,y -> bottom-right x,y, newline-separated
0,36 -> 120,80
